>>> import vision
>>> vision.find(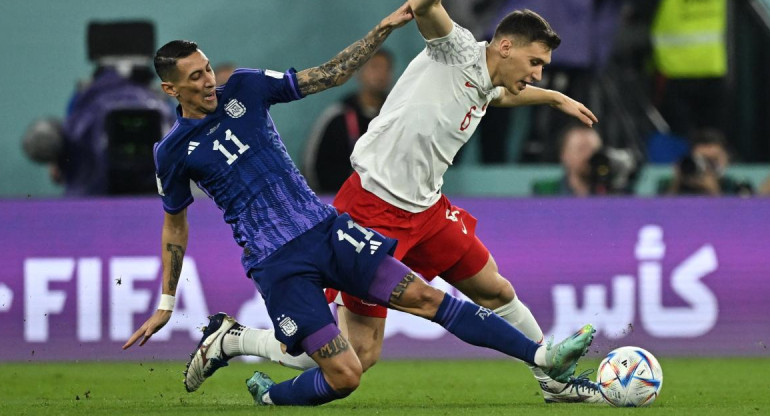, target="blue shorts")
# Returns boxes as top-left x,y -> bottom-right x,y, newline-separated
249,213 -> 398,356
